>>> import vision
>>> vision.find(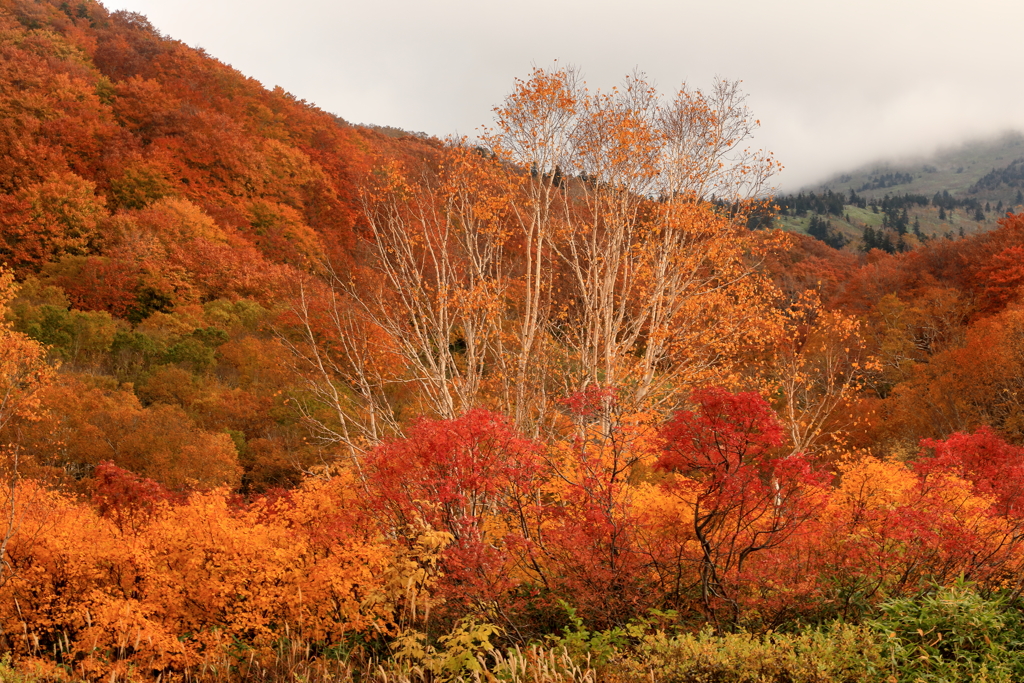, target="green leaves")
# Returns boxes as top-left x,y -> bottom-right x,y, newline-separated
871,579 -> 1024,683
